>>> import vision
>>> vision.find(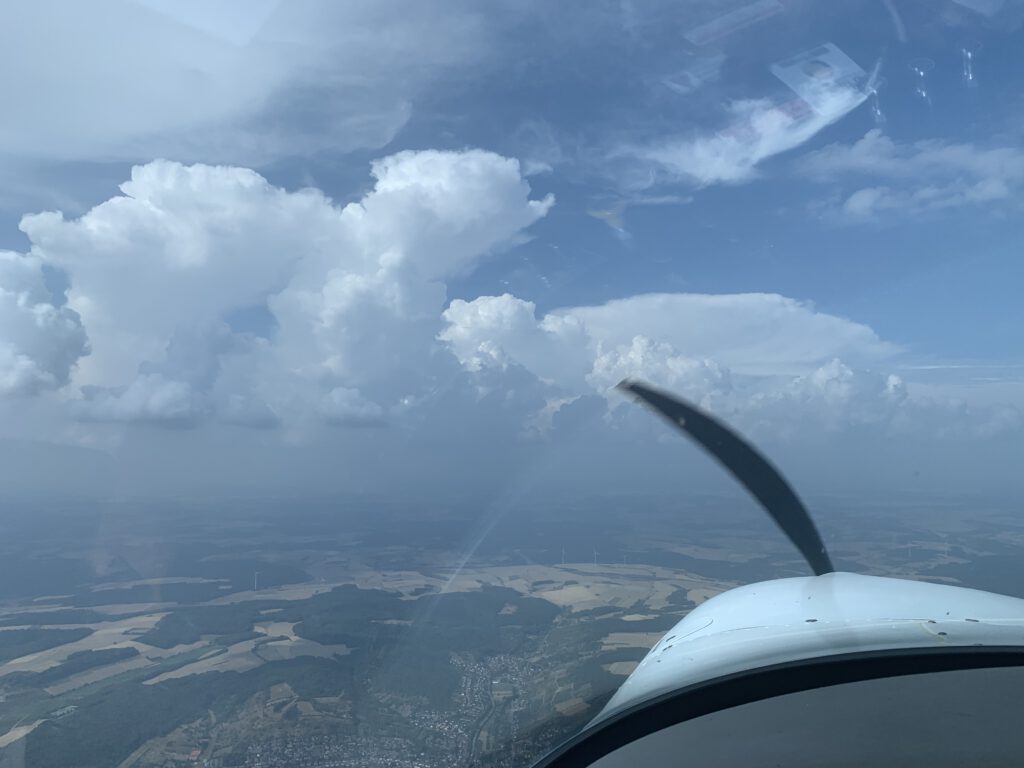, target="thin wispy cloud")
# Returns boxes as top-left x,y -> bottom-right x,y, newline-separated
800,129 -> 1024,219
